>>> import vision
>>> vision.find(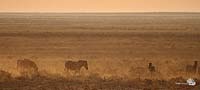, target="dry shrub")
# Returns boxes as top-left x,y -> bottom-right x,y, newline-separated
0,70 -> 12,82
18,70 -> 39,79
38,70 -> 64,80
168,77 -> 185,83
87,72 -> 102,81
129,66 -> 147,80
